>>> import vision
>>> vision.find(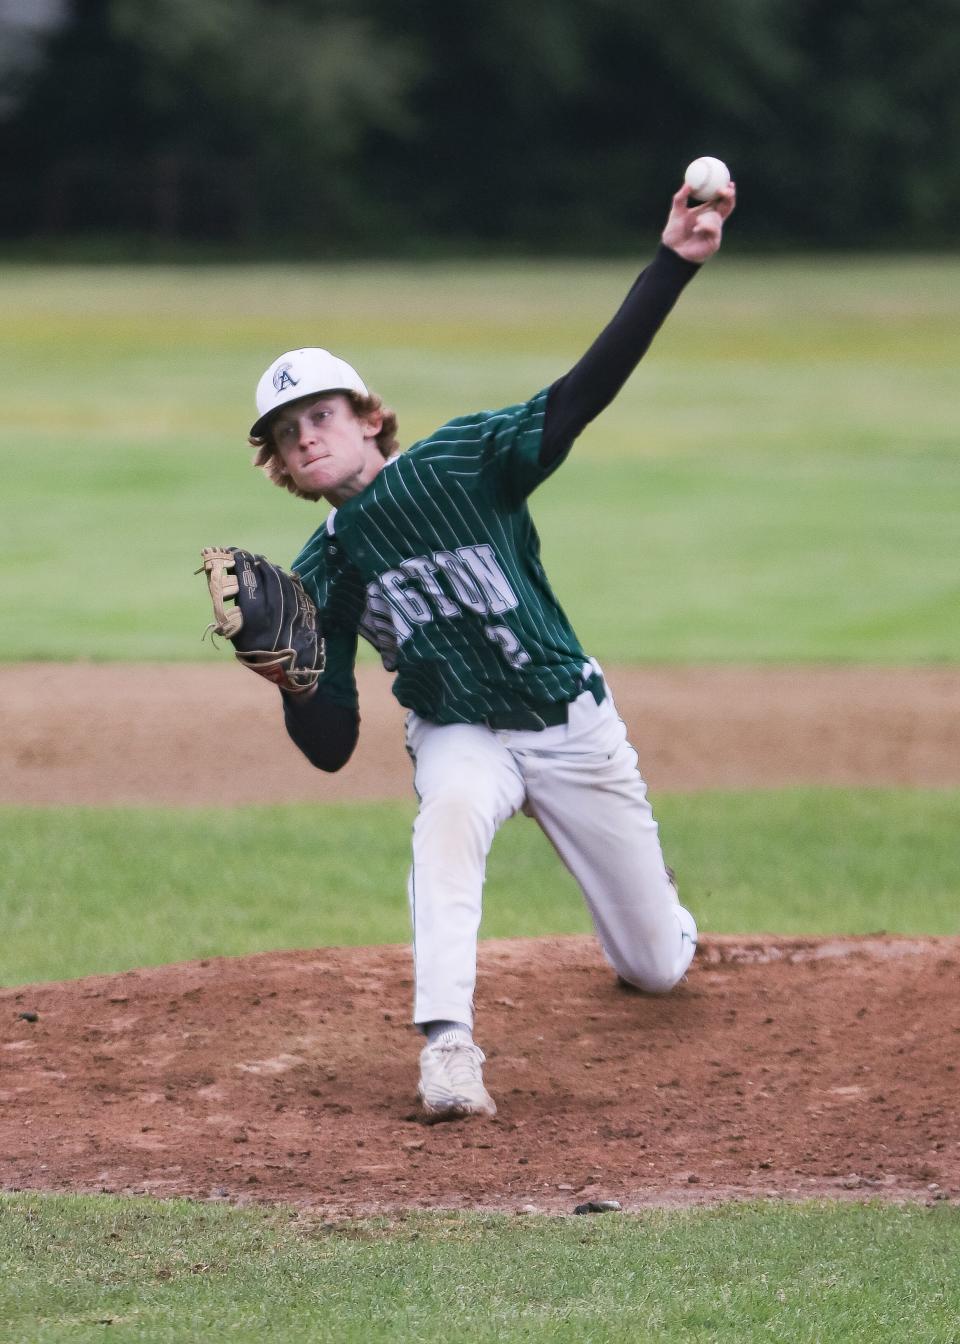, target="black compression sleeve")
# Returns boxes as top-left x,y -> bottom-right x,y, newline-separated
540,244 -> 701,466
282,689 -> 359,772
